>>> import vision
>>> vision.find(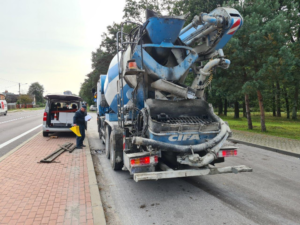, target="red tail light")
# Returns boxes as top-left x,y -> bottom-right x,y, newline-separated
130,156 -> 158,167
128,60 -> 137,70
43,112 -> 47,121
218,149 -> 237,157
